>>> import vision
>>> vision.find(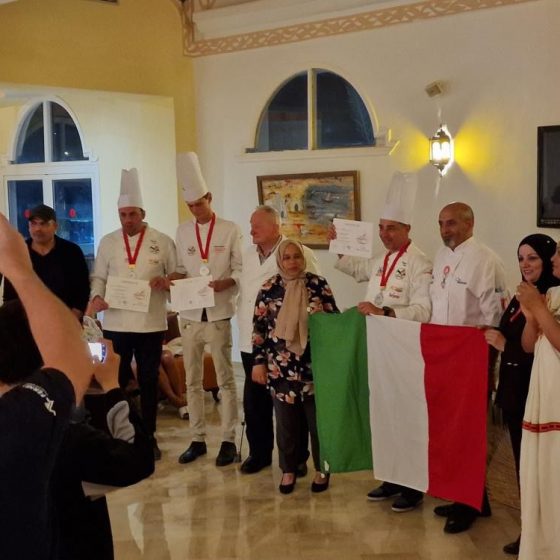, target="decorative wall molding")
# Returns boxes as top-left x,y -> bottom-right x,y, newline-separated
172,0 -> 540,57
